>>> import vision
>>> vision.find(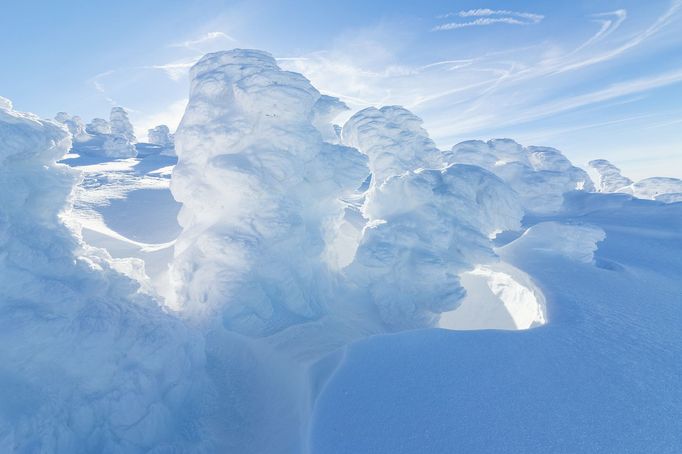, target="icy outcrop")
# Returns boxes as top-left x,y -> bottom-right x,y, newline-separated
312,95 -> 348,144
589,159 -> 633,192
589,158 -> 682,202
170,49 -> 369,336
0,99 -> 199,452
342,106 -> 442,187
109,106 -> 136,142
445,139 -> 594,213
